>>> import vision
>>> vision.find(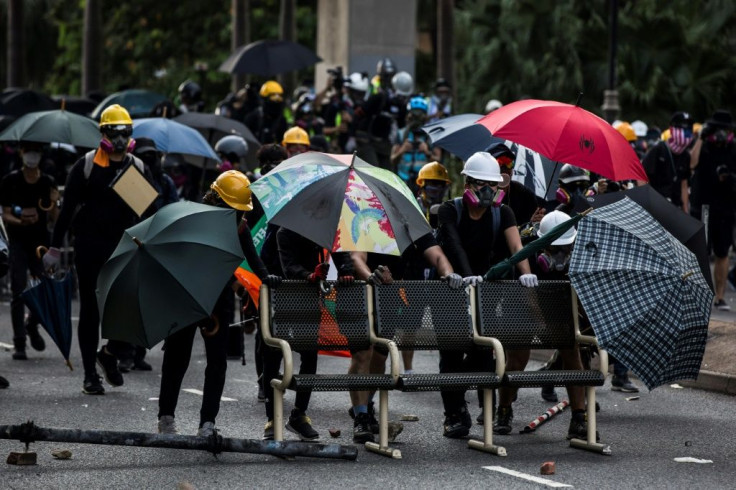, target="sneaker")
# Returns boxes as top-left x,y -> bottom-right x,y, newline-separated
82,373 -> 105,395
96,348 -> 124,387
286,409 -> 319,441
348,403 -> 380,433
541,385 -> 559,403
493,406 -> 513,435
117,357 -> 134,373
133,358 -> 153,371
0,375 -> 9,389
198,421 -> 216,437
728,268 -> 736,291
26,324 -> 45,352
611,375 -> 639,393
262,420 -> 274,440
353,412 -> 375,443
567,412 -> 600,441
443,405 -> 472,438
714,299 -> 731,311
12,349 -> 27,360
158,415 -> 179,434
